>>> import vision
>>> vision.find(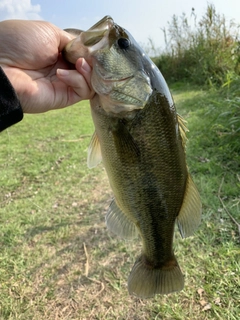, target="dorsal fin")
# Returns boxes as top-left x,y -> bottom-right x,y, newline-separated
177,114 -> 188,148
176,174 -> 202,238
87,131 -> 102,169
